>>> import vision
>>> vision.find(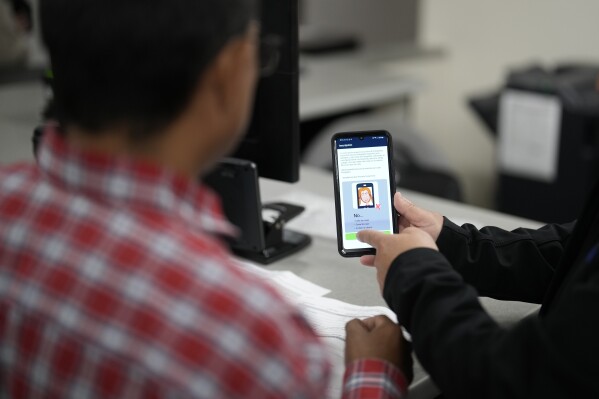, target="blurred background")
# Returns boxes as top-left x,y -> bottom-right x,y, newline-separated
2,0 -> 599,223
